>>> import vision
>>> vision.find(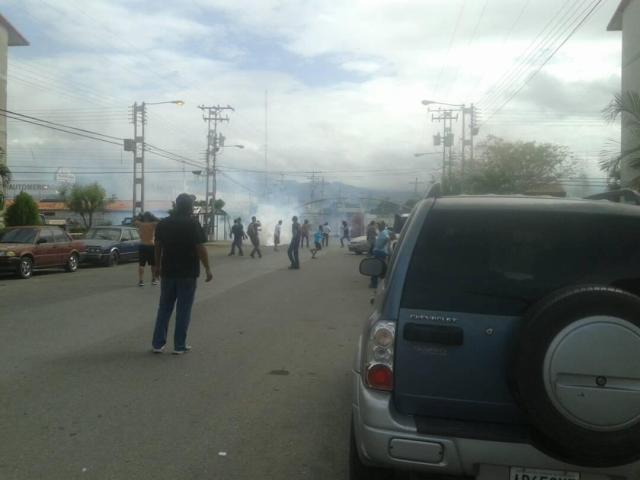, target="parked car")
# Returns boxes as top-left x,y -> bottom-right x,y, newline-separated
0,225 -> 85,279
82,226 -> 141,266
352,195 -> 640,480
348,235 -> 370,255
121,217 -> 134,226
